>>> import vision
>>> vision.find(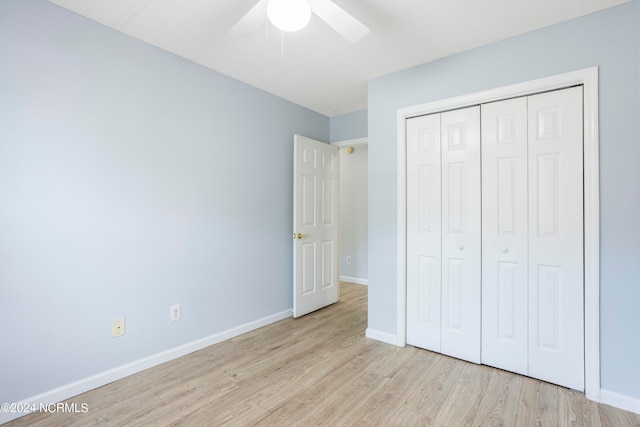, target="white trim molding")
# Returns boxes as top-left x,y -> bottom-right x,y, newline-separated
340,275 -> 368,285
365,328 -> 402,346
0,309 -> 292,425
395,67 -> 600,401
600,389 -> 640,415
